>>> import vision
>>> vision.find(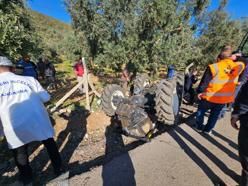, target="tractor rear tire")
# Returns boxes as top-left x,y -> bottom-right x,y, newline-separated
101,84 -> 125,117
155,72 -> 185,125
